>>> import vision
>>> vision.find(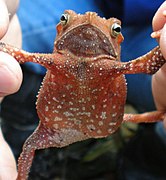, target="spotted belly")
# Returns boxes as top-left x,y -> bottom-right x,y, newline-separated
37,79 -> 126,137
